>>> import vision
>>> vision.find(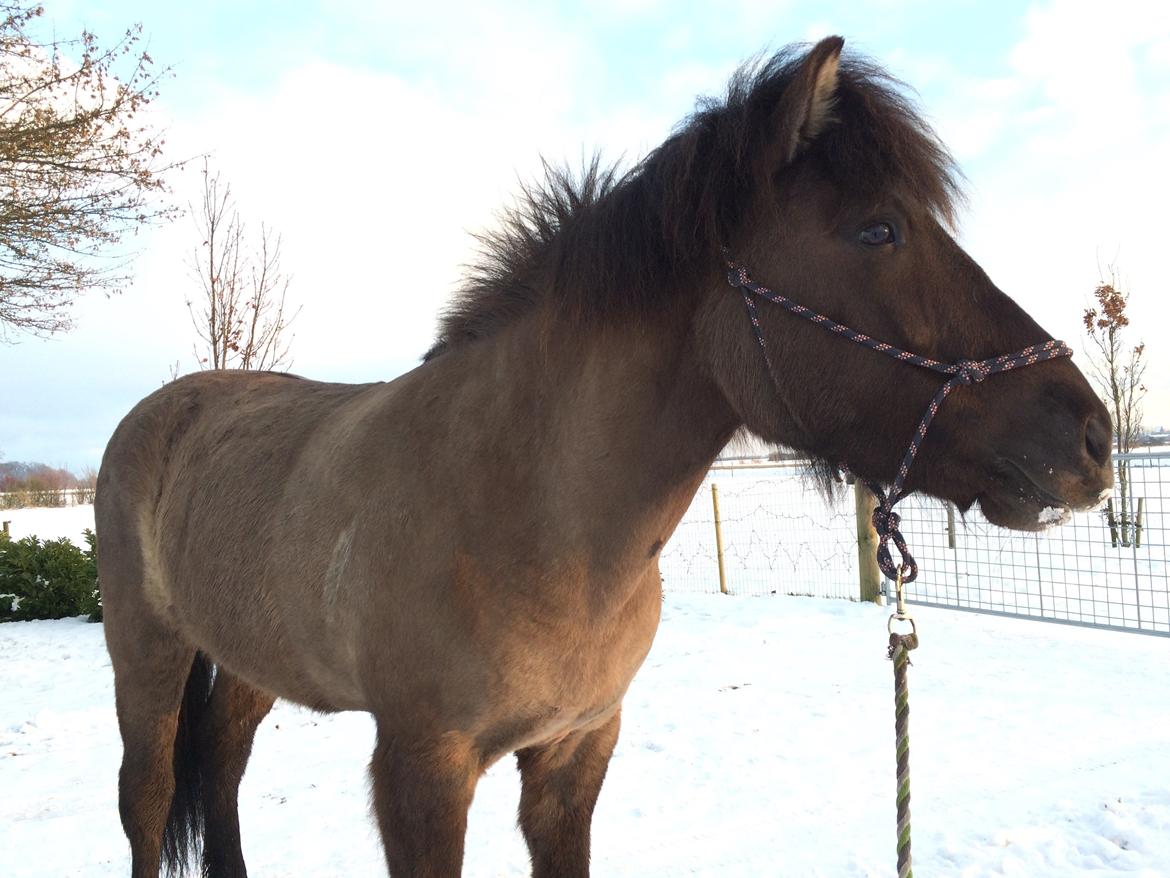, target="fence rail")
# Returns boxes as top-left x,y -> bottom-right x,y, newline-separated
659,452 -> 1170,637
